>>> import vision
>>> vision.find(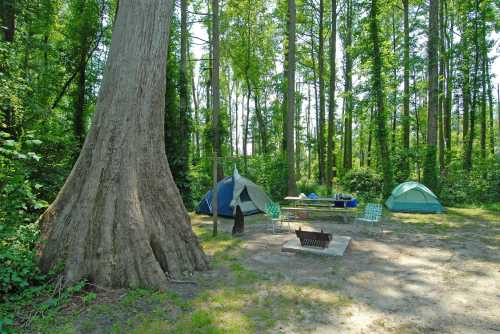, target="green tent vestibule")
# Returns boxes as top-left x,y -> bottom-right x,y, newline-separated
385,182 -> 444,213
